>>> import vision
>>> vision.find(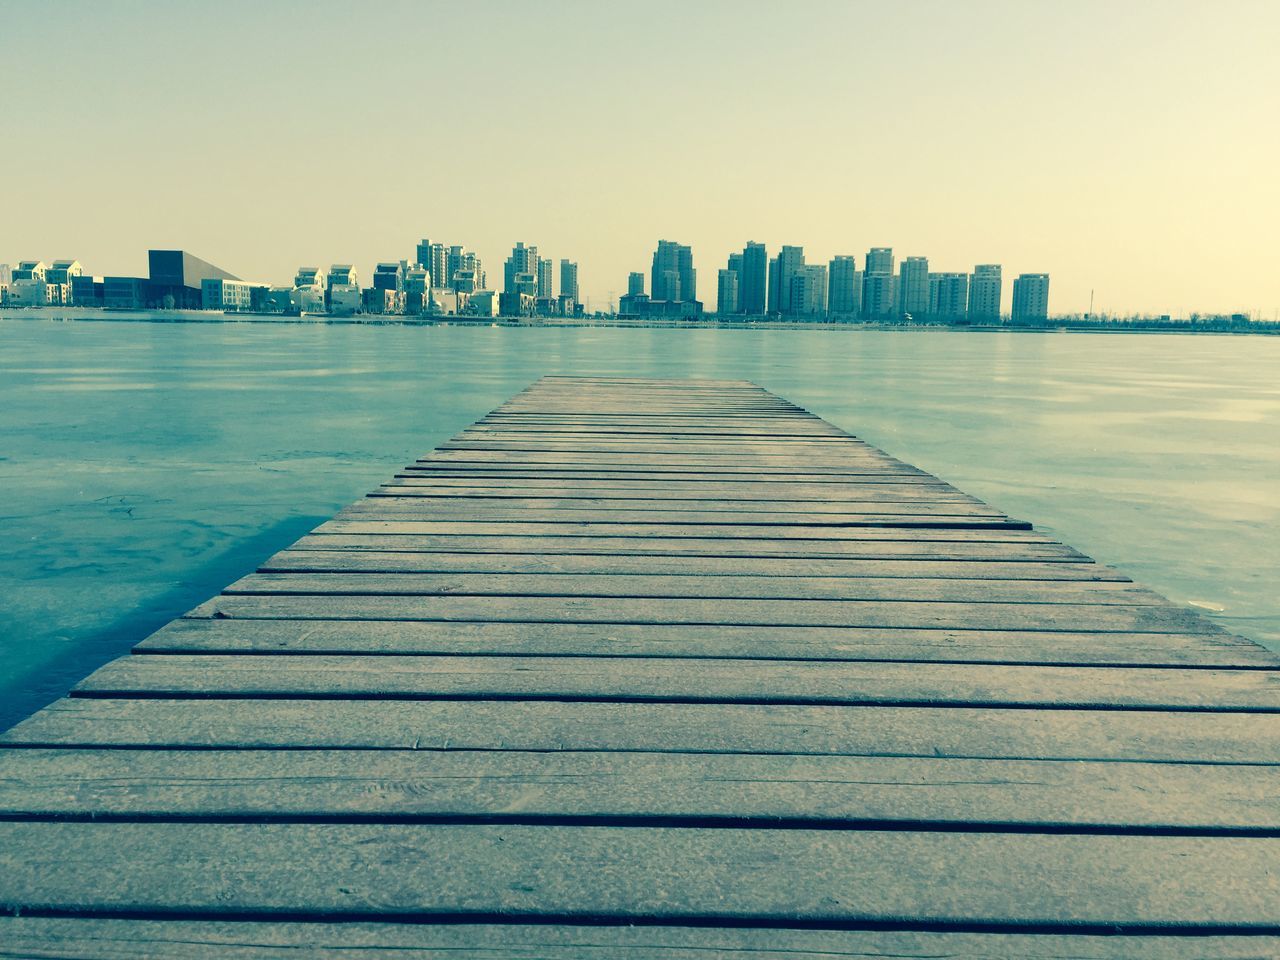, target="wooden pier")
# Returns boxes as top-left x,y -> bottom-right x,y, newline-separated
2,375 -> 1278,958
